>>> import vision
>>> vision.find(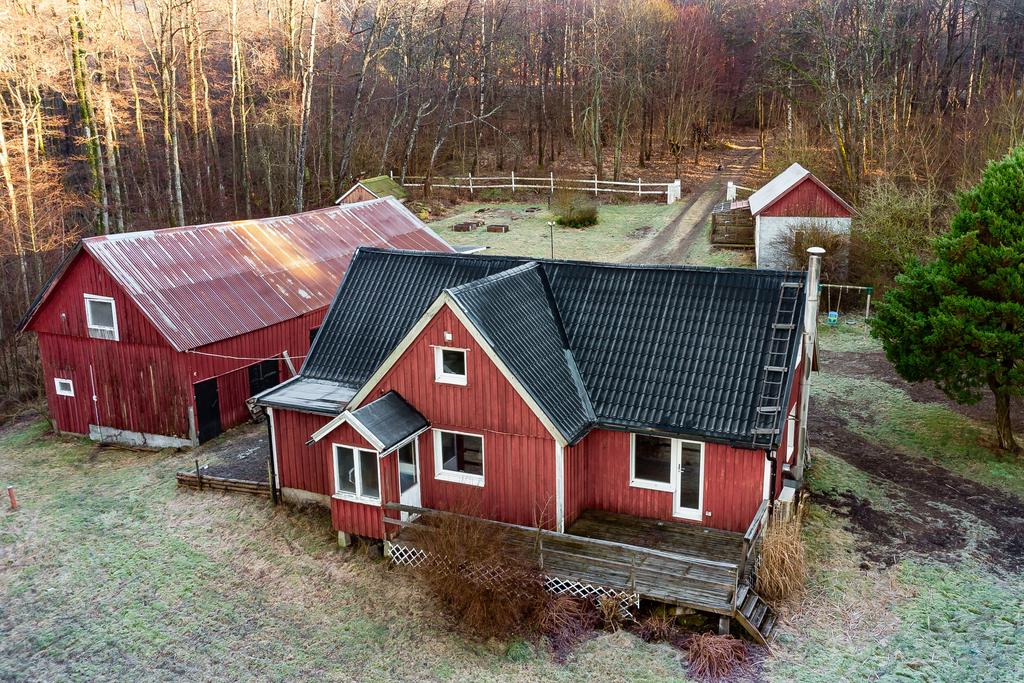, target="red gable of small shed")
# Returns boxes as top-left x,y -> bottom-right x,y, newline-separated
759,177 -> 852,218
